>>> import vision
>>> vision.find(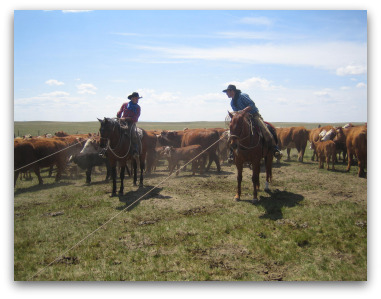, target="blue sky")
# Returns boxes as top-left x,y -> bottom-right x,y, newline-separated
14,10 -> 367,123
